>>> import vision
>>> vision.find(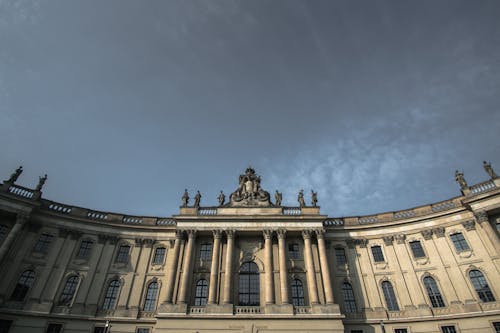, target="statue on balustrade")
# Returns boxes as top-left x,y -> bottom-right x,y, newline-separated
181,189 -> 189,207
274,190 -> 282,206
229,167 -> 271,207
218,190 -> 225,206
36,174 -> 47,191
311,190 -> 318,207
455,170 -> 468,190
298,189 -> 305,207
194,191 -> 202,208
483,161 -> 497,179
7,166 -> 23,183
